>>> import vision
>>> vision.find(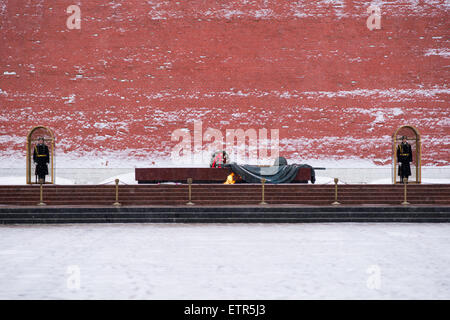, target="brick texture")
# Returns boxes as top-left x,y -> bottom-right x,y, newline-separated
0,1 -> 448,165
